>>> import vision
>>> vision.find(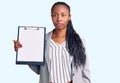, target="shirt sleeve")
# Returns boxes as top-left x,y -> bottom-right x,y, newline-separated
28,65 -> 40,74
81,36 -> 91,83
82,56 -> 91,83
